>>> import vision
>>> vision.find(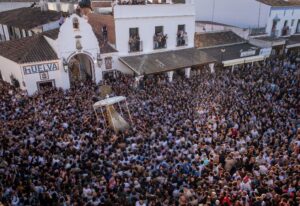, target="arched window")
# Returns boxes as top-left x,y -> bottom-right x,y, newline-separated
73,17 -> 79,30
